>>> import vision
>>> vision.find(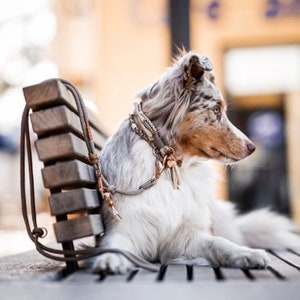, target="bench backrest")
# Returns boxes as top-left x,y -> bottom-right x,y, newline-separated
23,79 -> 106,248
